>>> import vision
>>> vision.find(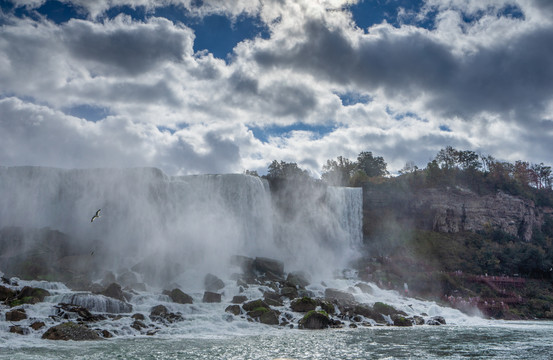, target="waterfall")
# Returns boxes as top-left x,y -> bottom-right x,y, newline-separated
0,166 -> 362,284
